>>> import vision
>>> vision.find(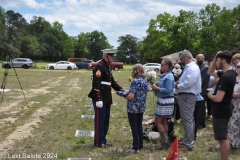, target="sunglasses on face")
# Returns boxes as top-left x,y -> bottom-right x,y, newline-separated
179,56 -> 185,61
236,66 -> 240,69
